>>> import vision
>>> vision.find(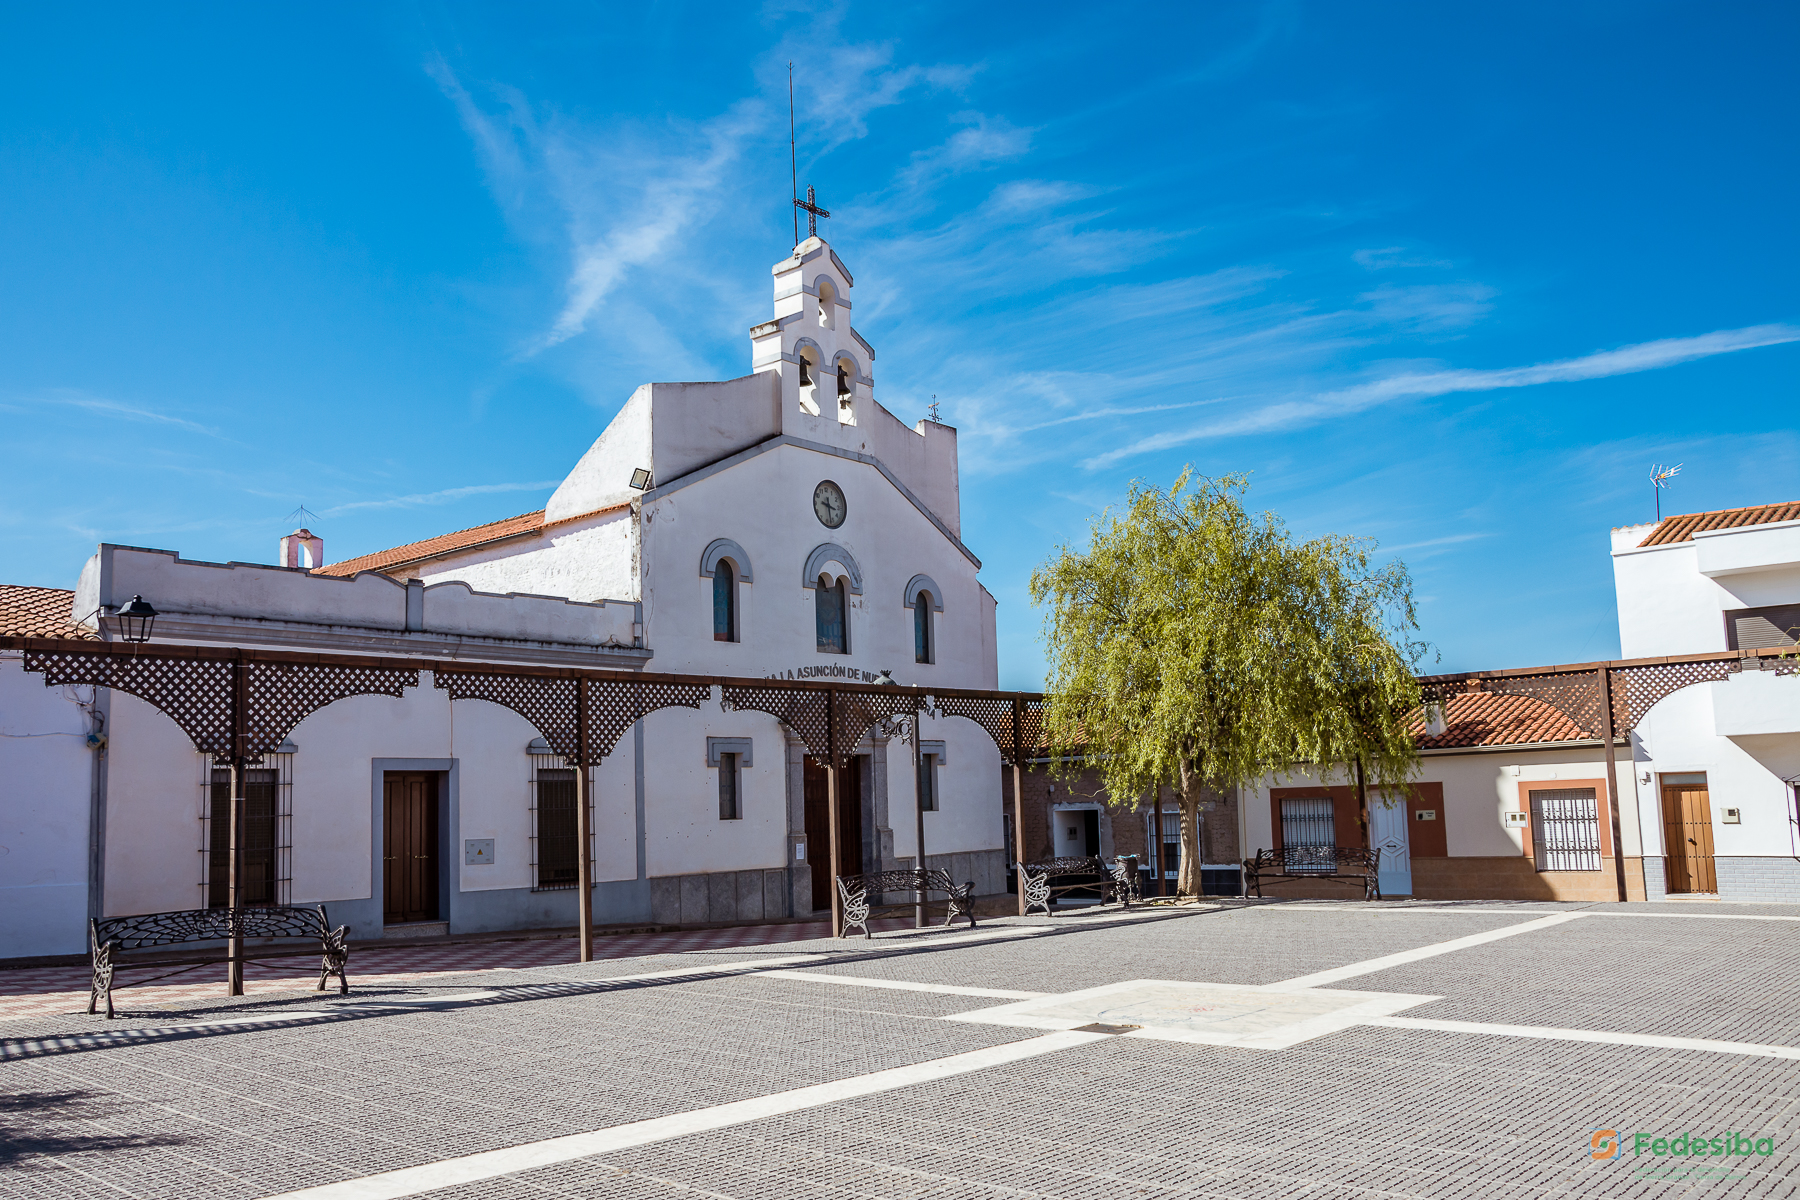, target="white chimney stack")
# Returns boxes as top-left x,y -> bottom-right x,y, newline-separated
280,528 -> 324,570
